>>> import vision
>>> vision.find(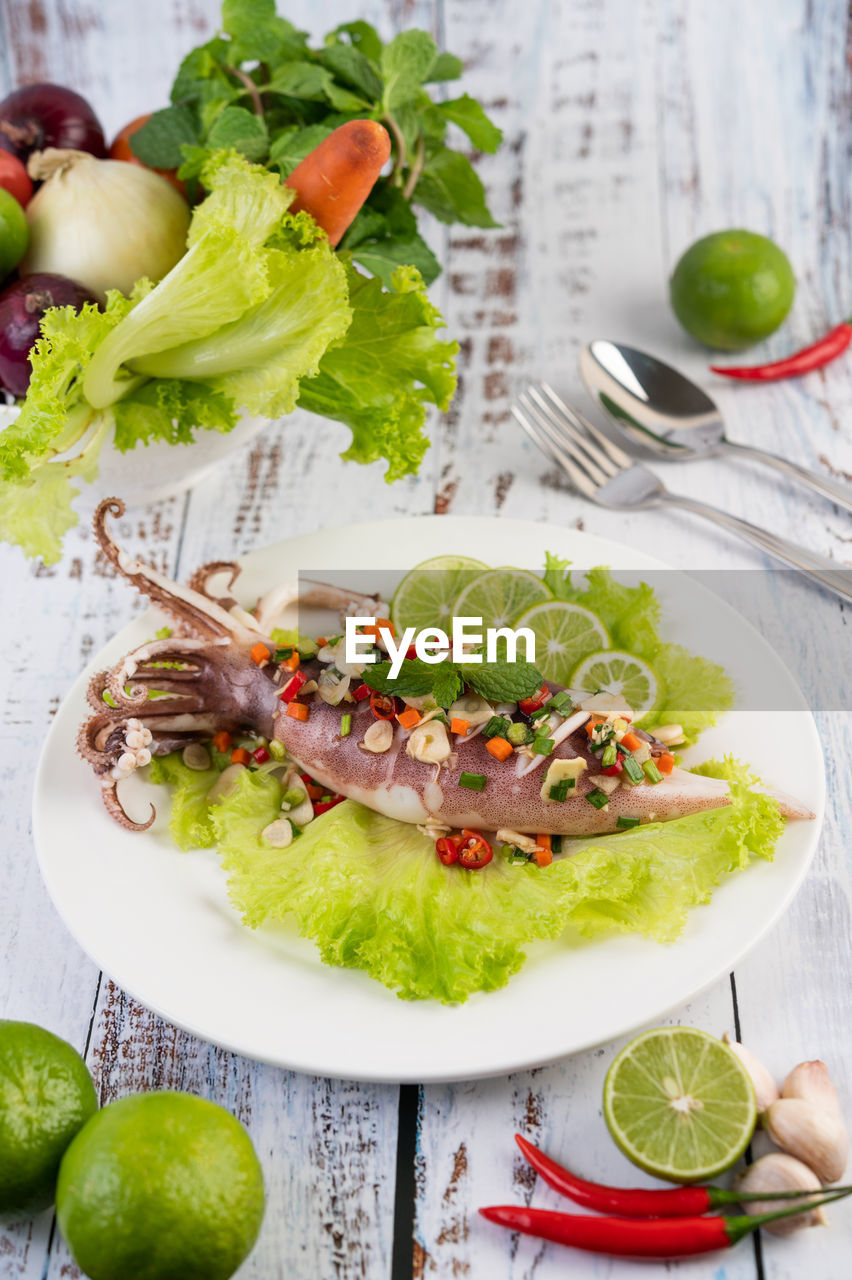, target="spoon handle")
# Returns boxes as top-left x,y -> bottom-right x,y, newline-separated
720,439 -> 852,514
659,492 -> 852,602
